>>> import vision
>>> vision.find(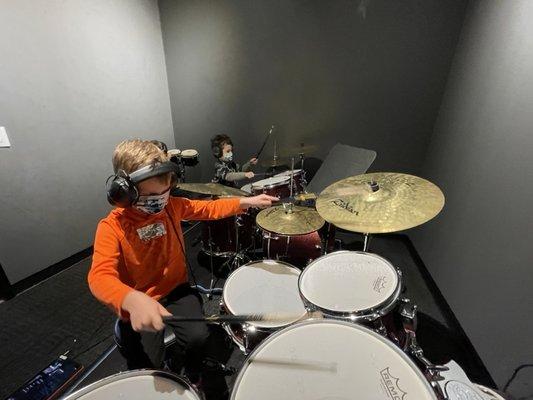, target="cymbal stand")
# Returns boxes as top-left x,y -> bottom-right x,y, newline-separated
206,226 -> 217,299
298,152 -> 308,192
289,157 -> 295,199
219,216 -> 248,273
363,233 -> 371,252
